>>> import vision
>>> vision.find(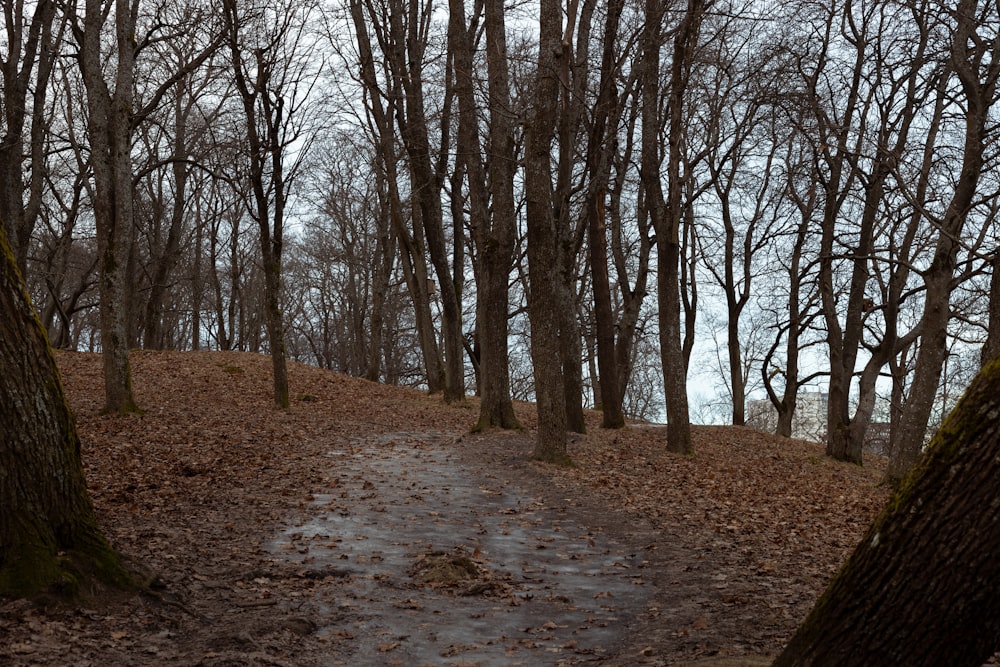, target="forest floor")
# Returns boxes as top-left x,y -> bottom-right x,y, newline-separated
0,351 -> 890,666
